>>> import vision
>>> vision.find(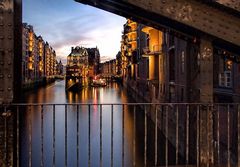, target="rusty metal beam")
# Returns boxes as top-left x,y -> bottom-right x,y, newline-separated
214,0 -> 240,13
75,0 -> 240,54
0,0 -> 22,104
0,1 -> 15,104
